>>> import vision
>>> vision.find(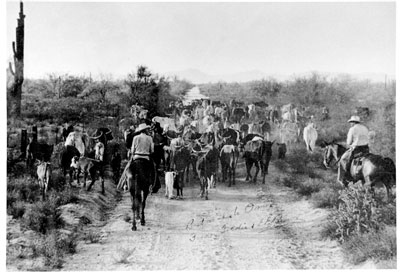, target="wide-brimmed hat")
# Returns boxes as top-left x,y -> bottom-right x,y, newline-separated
135,123 -> 151,133
348,115 -> 361,123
